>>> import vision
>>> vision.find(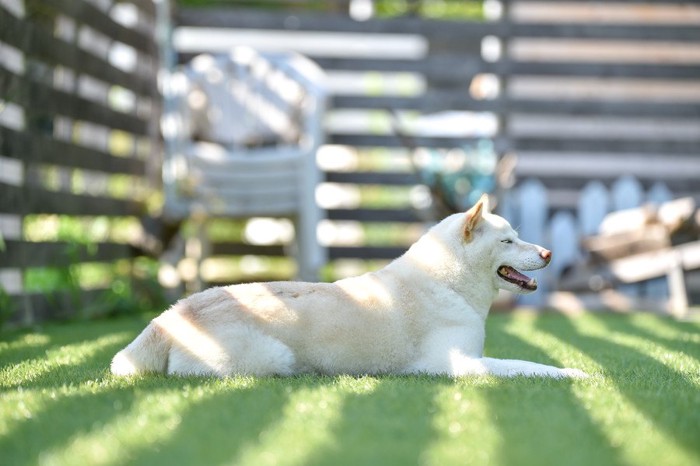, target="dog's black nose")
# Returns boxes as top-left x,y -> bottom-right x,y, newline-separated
540,249 -> 552,264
